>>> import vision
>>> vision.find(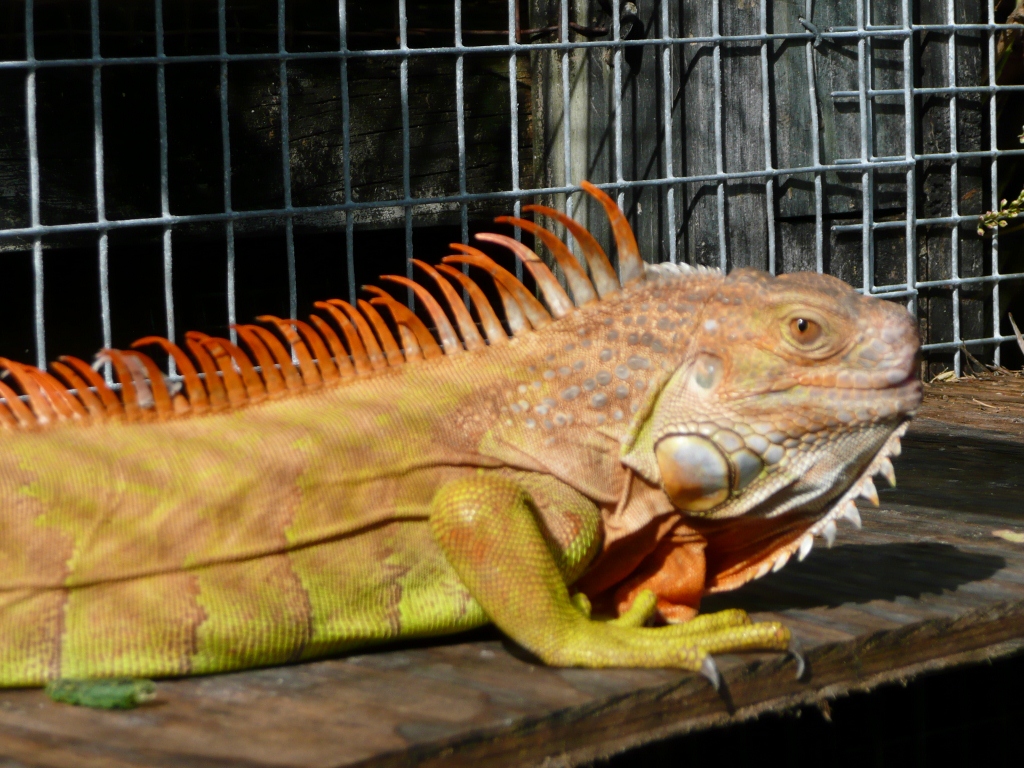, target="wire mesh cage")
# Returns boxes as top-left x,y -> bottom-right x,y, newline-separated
0,0 -> 1022,378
